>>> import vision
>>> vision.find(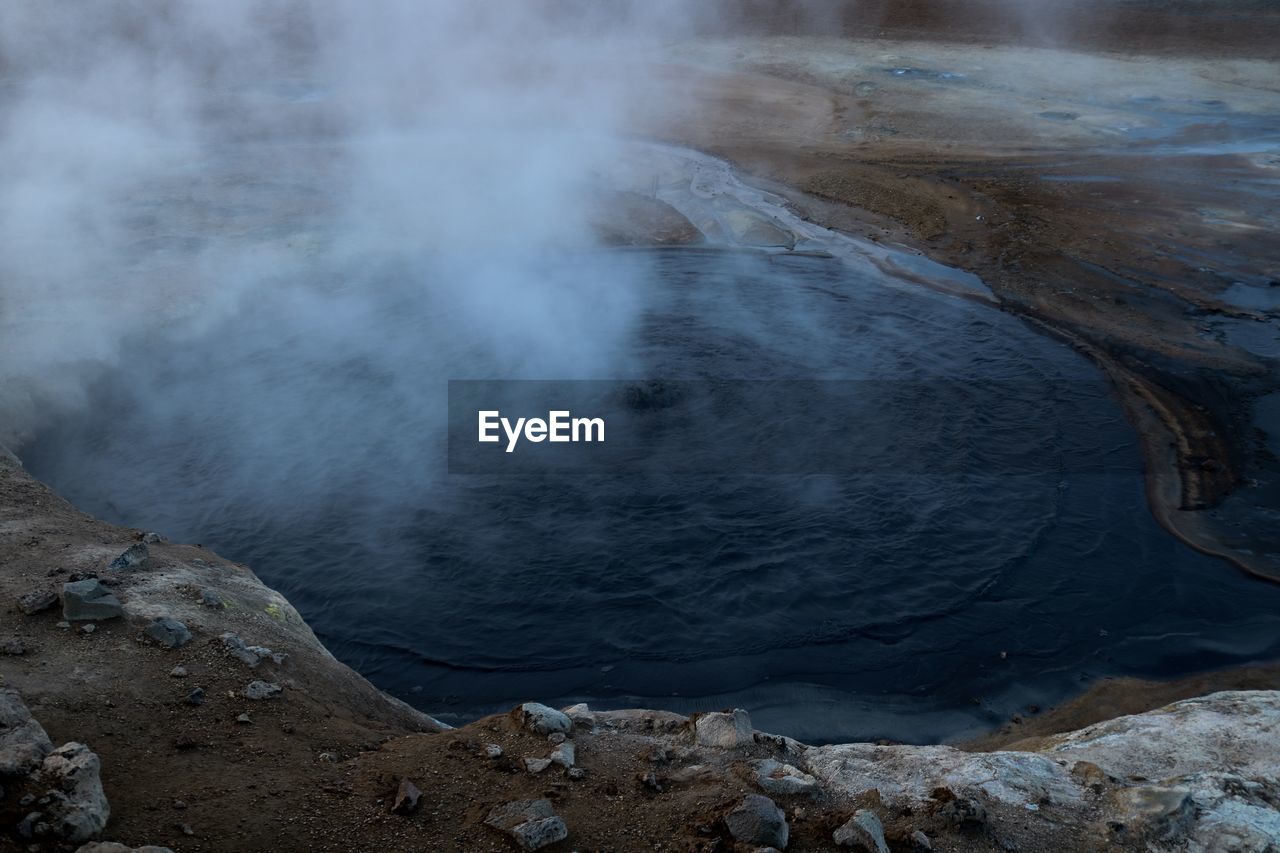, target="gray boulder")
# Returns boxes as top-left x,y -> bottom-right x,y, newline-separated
144,618 -> 191,649
62,580 -> 122,621
696,708 -> 753,749
38,742 -> 110,842
485,798 -> 568,850
833,809 -> 890,852
754,758 -> 819,796
726,794 -> 788,849
515,702 -> 572,735
0,688 -> 53,774
107,543 -> 149,571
